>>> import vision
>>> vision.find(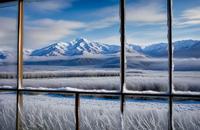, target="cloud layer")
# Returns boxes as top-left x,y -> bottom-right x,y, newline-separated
126,1 -> 166,24
0,17 -> 17,50
0,0 -> 199,49
175,6 -> 200,28
24,19 -> 86,48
